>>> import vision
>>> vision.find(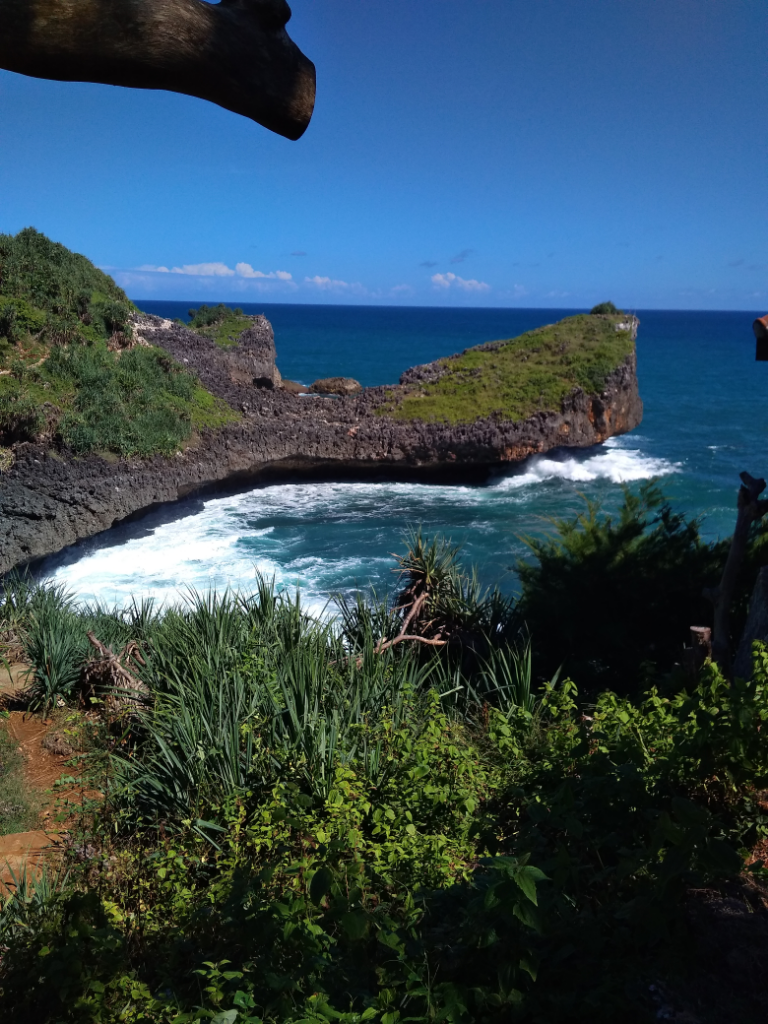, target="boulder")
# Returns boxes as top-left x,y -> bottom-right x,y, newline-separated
309,376 -> 362,396
280,379 -> 310,395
